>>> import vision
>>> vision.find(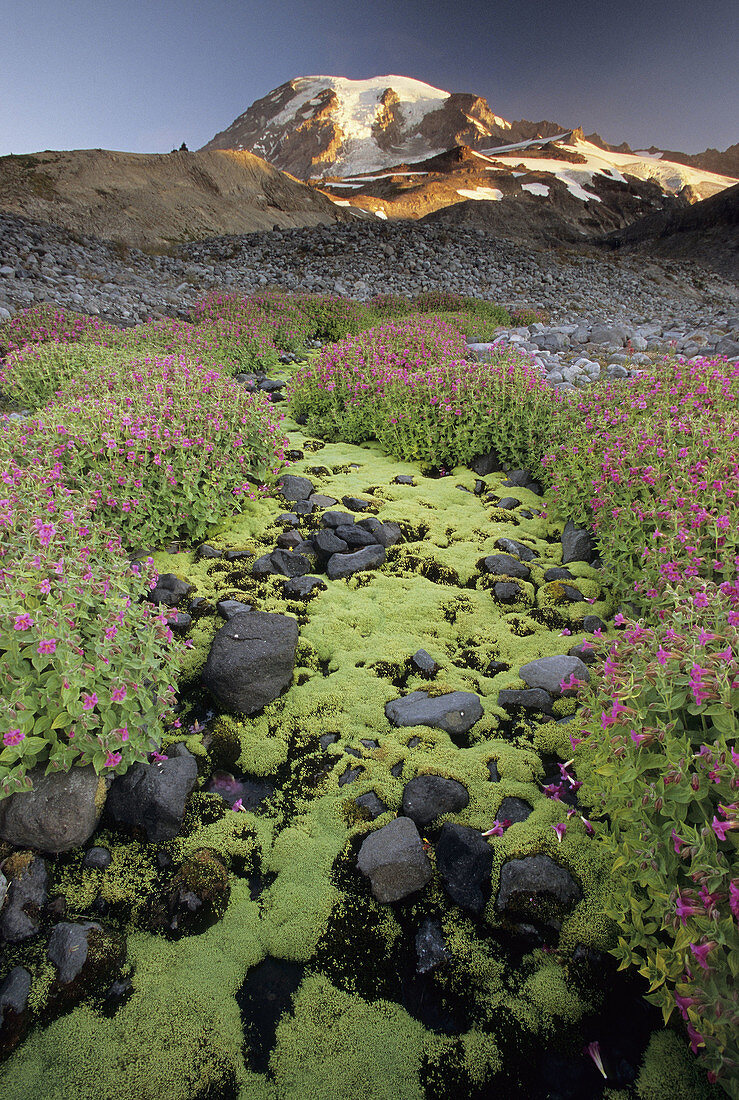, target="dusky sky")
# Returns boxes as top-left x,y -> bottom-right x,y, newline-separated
1,0 -> 737,158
